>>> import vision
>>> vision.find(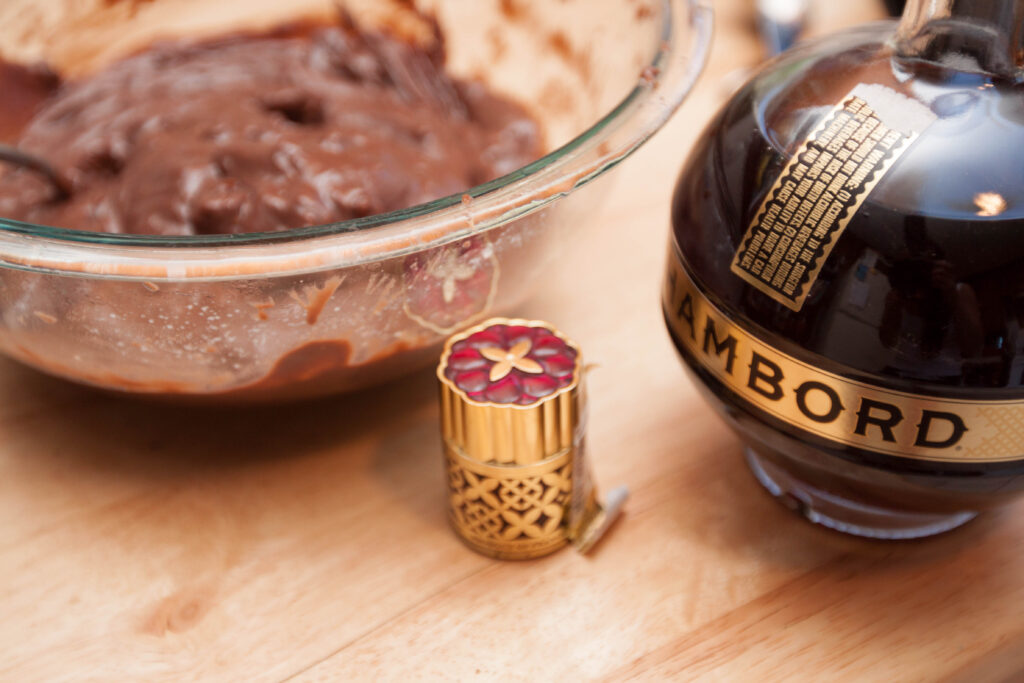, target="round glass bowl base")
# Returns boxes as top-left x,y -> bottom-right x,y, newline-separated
745,449 -> 977,540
